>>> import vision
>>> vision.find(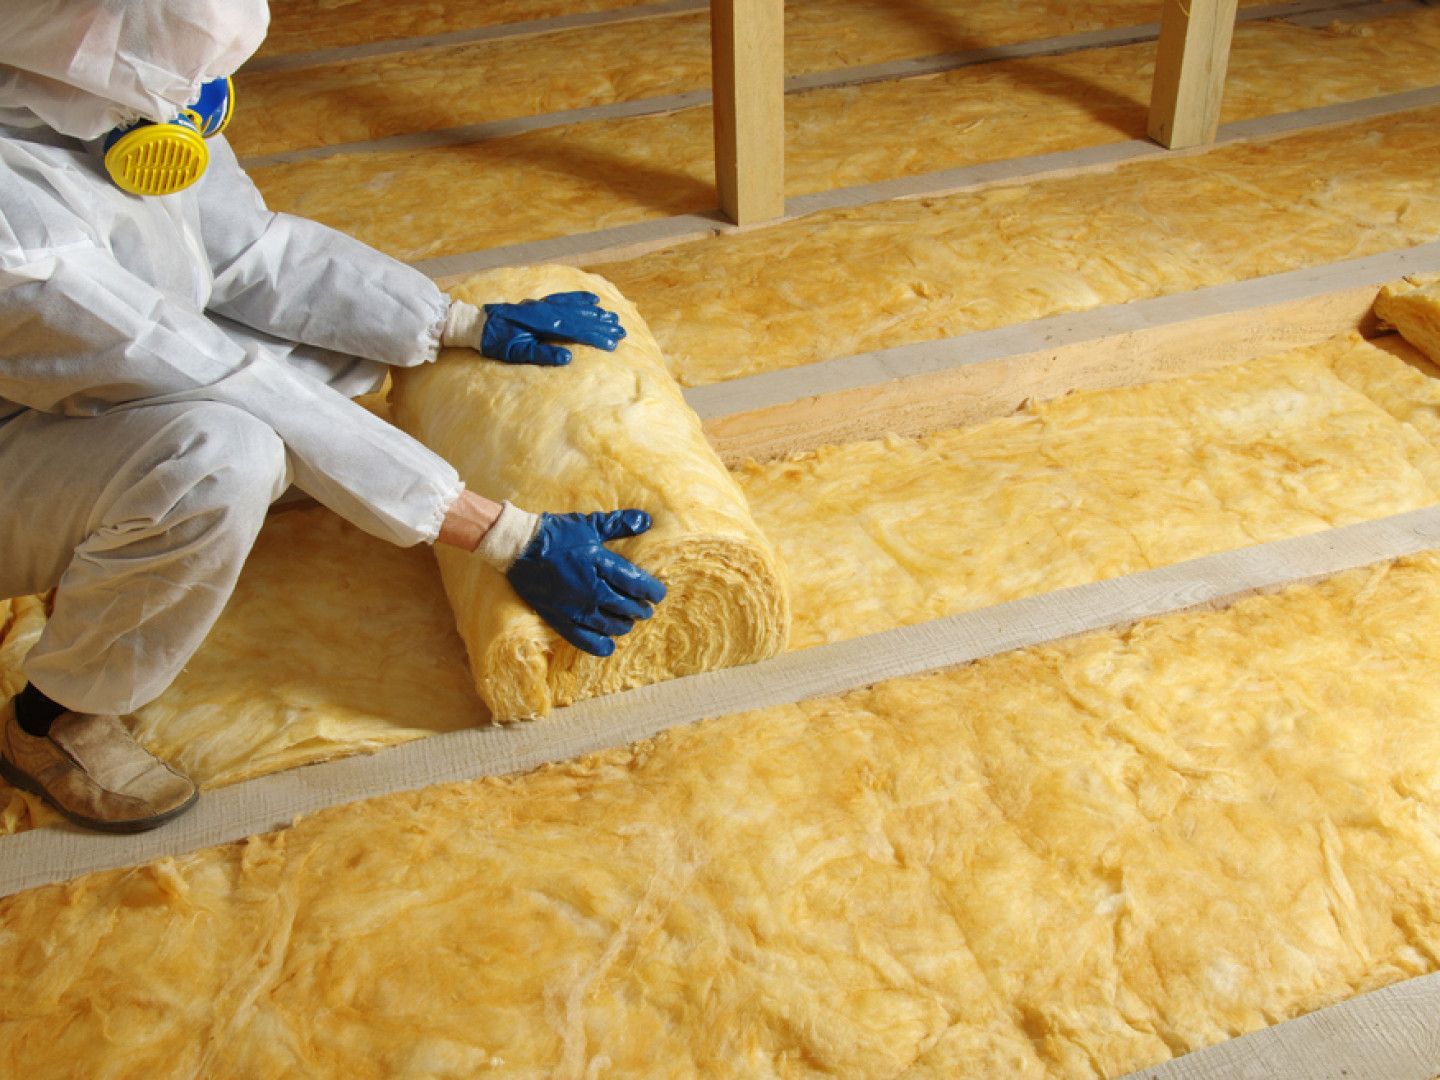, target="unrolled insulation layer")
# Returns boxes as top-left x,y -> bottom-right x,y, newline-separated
391,266 -> 790,721
4,330 -> 1439,829
739,333 -> 1440,649
255,0 -> 1268,64
259,0 -> 646,57
2,2 -> 1438,1070
238,0 -> 1280,156
598,105 -> 1440,386
243,10 -> 1440,264
4,553 -> 1440,1077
